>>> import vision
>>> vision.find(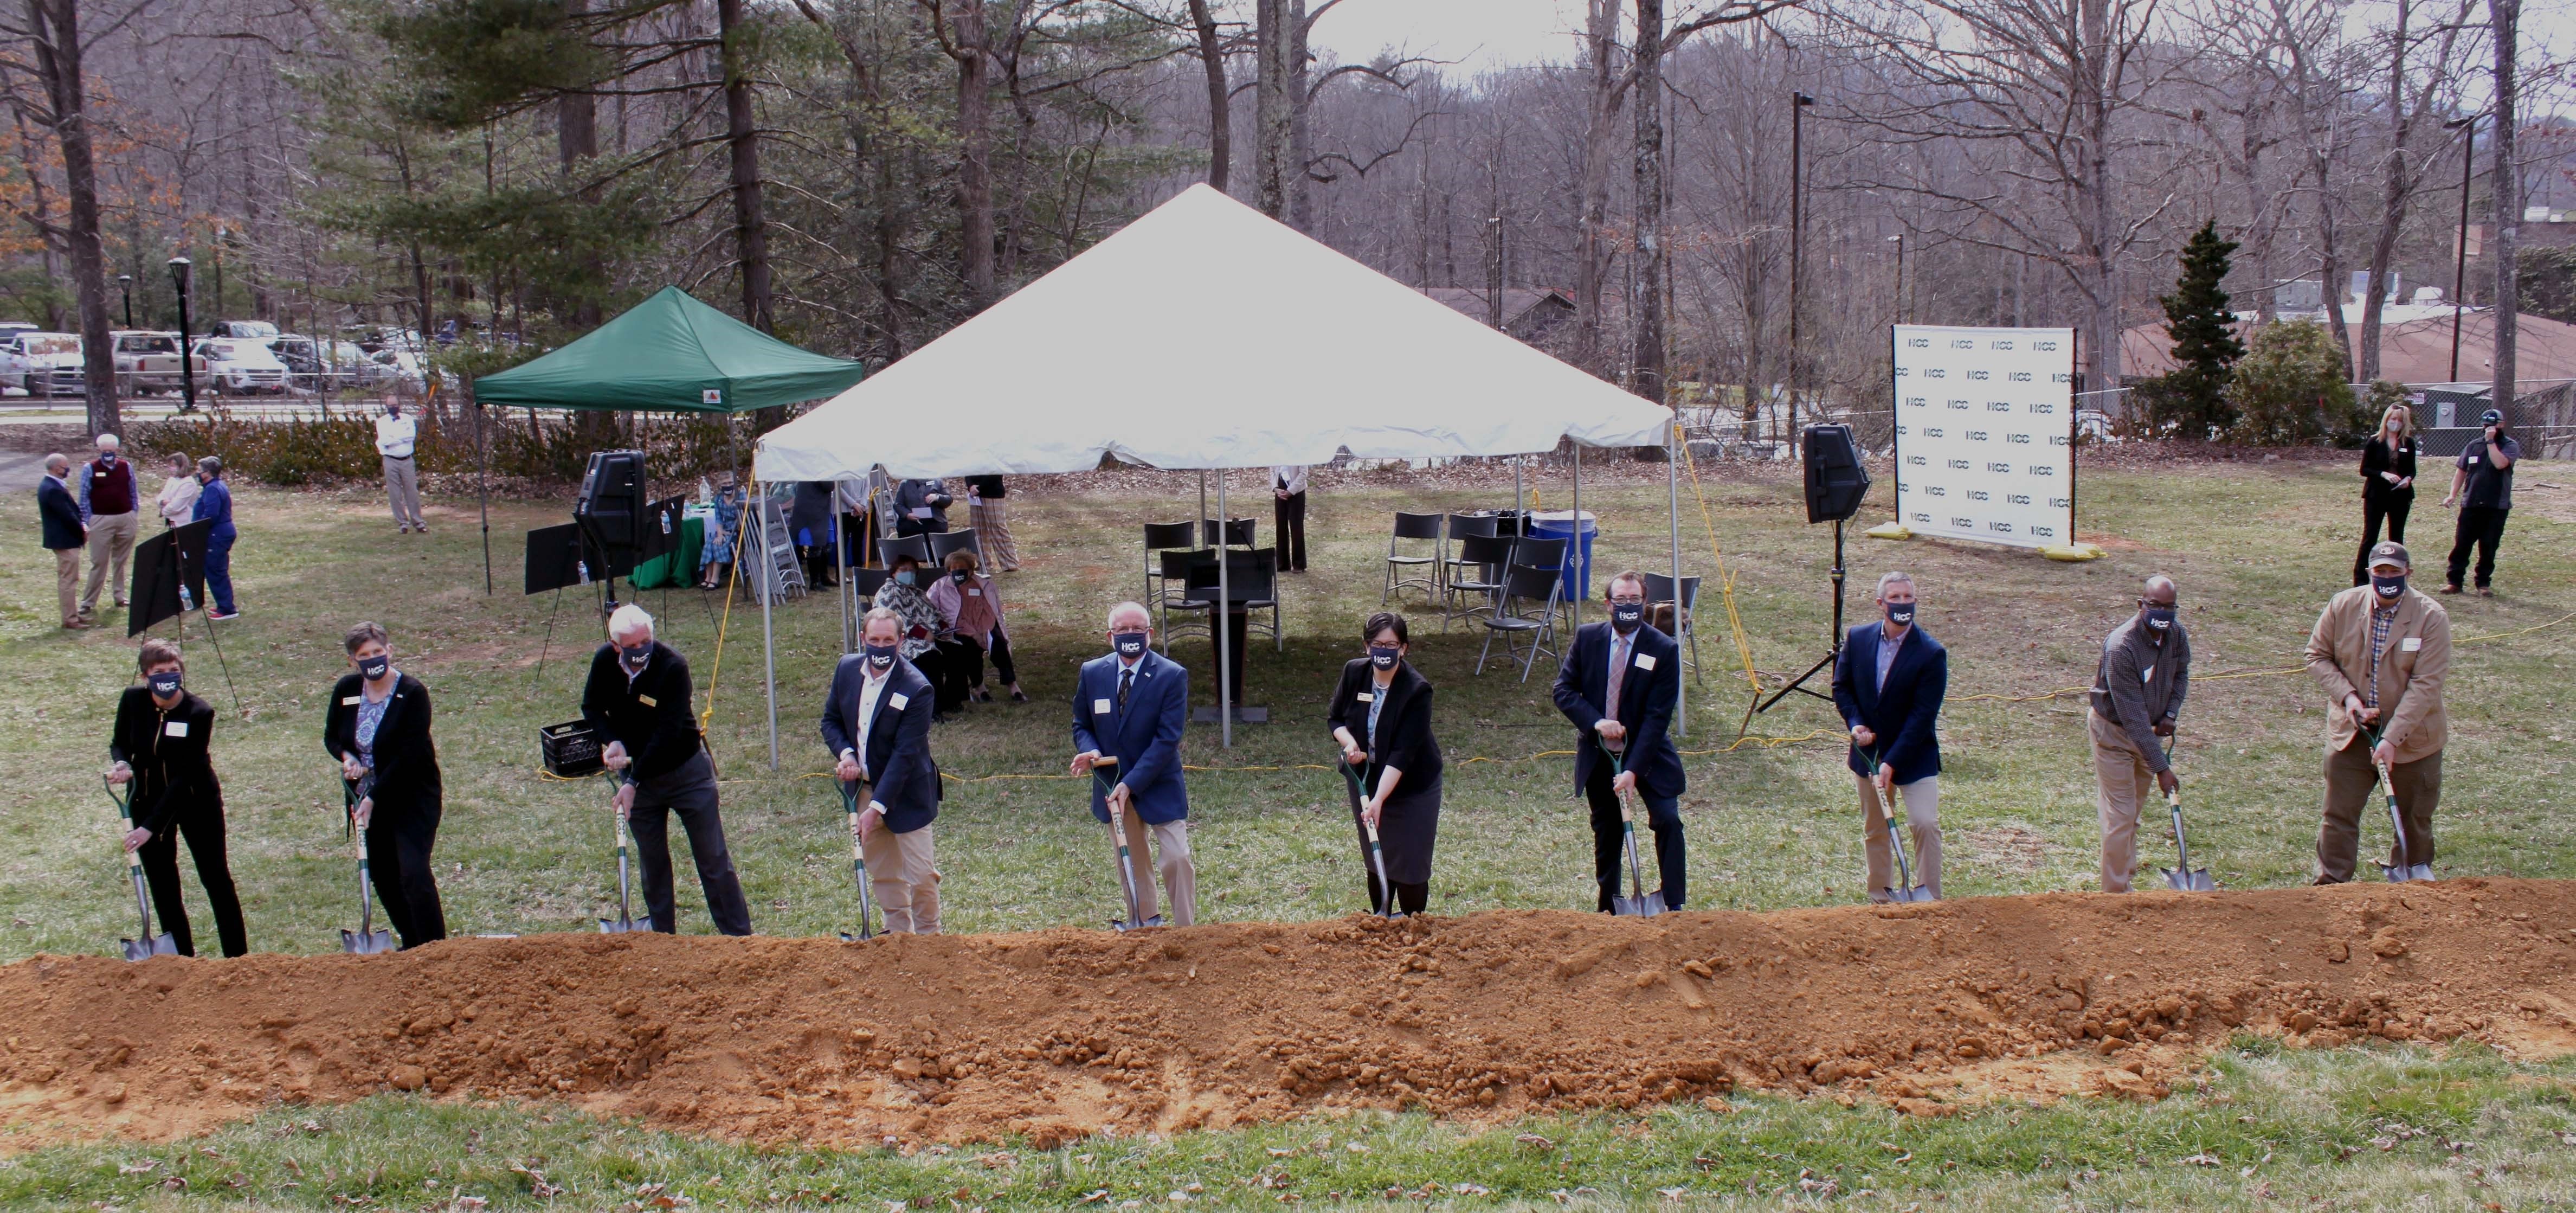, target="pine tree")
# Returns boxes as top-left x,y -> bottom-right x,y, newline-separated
2143,220 -> 2247,437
